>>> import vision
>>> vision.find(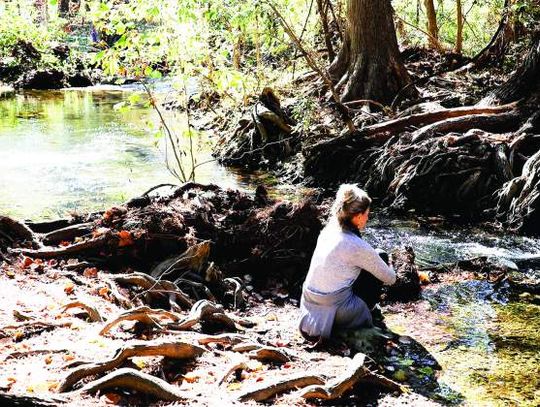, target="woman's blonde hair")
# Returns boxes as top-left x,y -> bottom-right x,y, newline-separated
331,184 -> 372,230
